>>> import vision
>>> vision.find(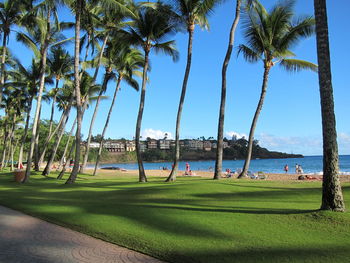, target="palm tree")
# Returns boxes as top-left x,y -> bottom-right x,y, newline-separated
7,58 -> 53,168
65,0 -> 135,185
122,3 -> 179,182
19,2 -> 72,182
37,46 -> 73,168
237,0 -> 317,178
41,88 -> 73,176
0,0 -> 31,105
213,0 -> 241,180
93,42 -> 143,176
166,0 -> 220,182
79,6 -> 133,174
313,0 -> 345,211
